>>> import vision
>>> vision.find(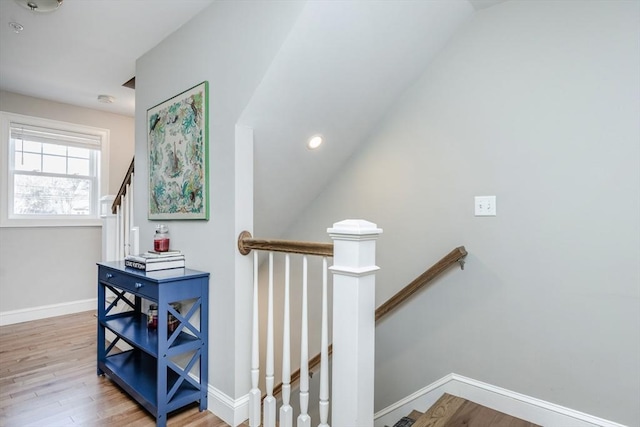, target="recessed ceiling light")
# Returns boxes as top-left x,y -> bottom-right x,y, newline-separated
307,135 -> 323,150
97,95 -> 115,104
15,0 -> 63,13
